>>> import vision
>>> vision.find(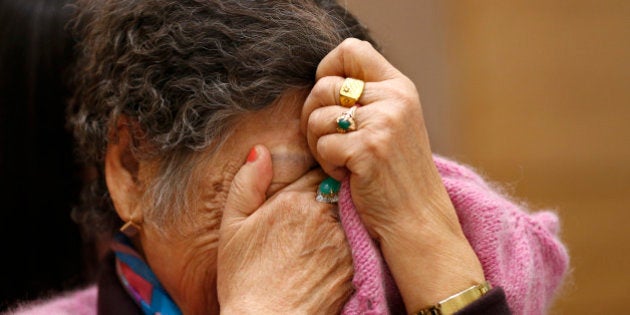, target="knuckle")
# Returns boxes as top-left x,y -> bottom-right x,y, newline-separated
311,78 -> 330,100
384,79 -> 417,102
320,163 -> 339,180
307,110 -> 320,132
399,75 -> 417,90
340,37 -> 361,47
339,37 -> 366,56
389,85 -> 408,101
376,106 -> 400,127
316,136 -> 330,157
360,128 -> 390,159
359,39 -> 375,50
311,76 -> 339,105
